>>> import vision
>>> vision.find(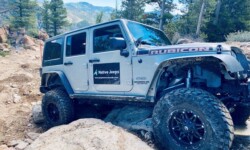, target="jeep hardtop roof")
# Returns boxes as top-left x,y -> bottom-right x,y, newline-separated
45,19 -> 165,42
45,19 -> 127,42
